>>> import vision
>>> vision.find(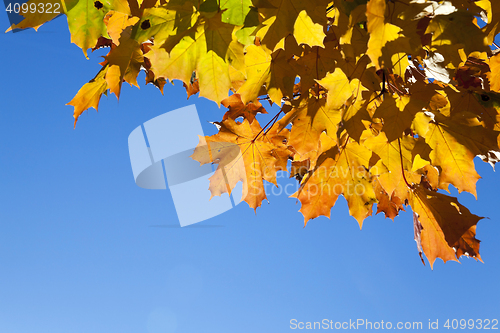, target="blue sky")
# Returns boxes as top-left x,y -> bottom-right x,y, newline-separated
1,11 -> 500,333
